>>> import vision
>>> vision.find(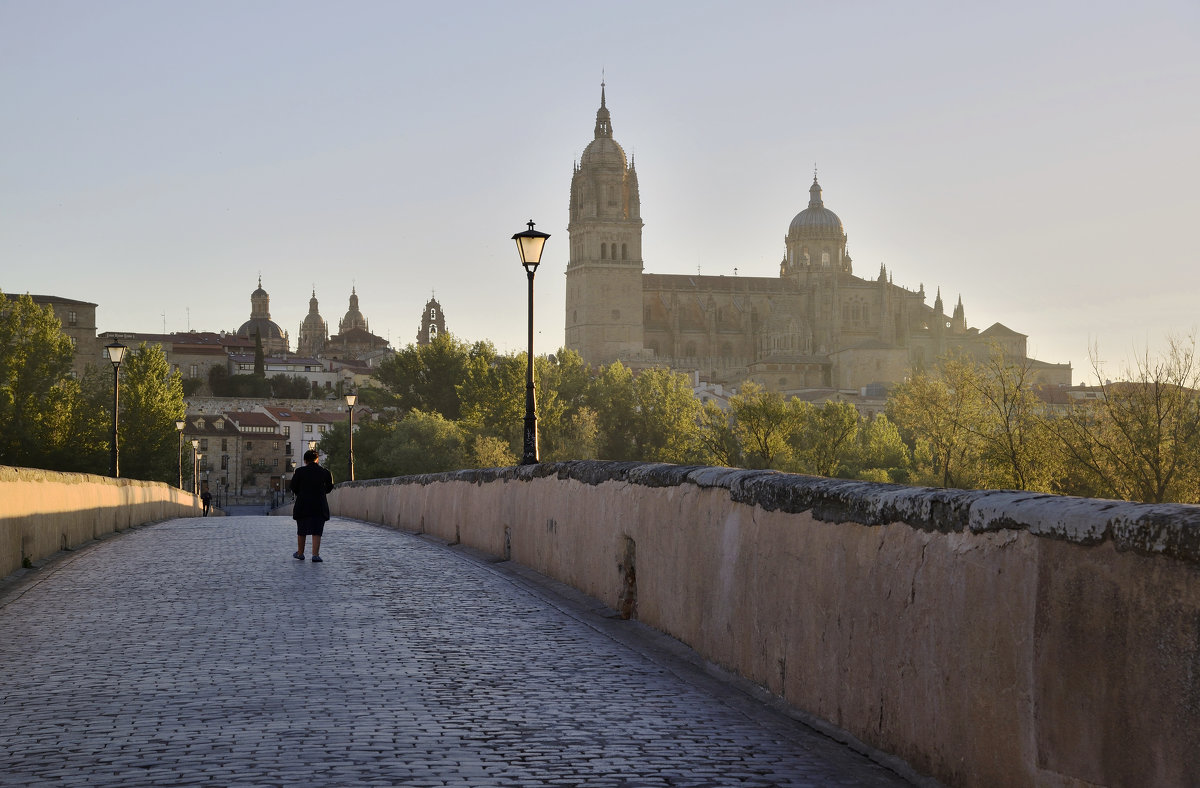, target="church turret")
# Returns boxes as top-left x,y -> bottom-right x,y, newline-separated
418,296 -> 447,346
951,295 -> 967,334
297,288 -> 328,357
564,82 -> 646,366
934,287 -> 944,315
